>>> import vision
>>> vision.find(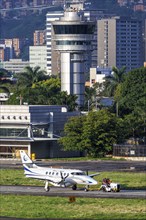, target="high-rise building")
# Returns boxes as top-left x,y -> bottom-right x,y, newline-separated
29,45 -> 47,71
0,39 -> 14,61
46,11 -> 64,74
52,9 -> 94,106
12,38 -> 22,57
33,30 -> 46,46
97,16 -> 143,71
